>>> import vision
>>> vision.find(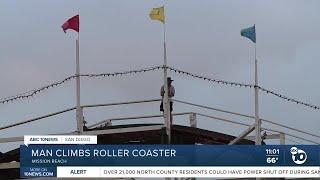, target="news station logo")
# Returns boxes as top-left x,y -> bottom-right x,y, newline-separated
290,147 -> 307,165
